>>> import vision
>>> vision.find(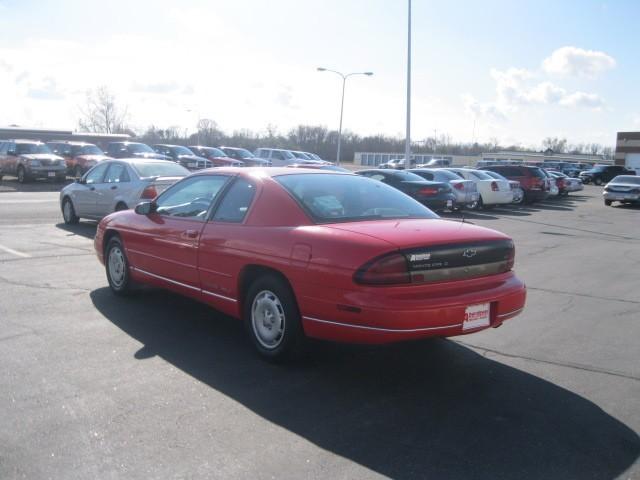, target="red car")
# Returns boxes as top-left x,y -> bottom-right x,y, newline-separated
189,146 -> 244,167
47,141 -> 111,177
95,168 -> 526,360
